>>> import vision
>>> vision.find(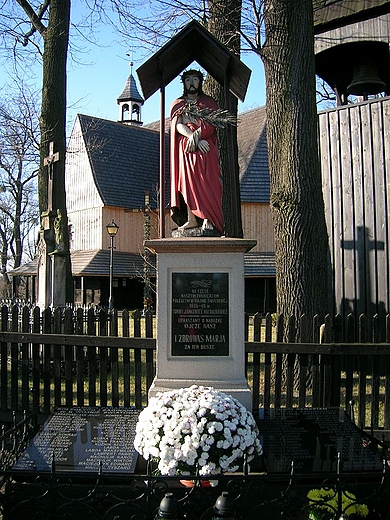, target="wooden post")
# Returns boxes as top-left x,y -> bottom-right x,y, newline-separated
160,81 -> 166,238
